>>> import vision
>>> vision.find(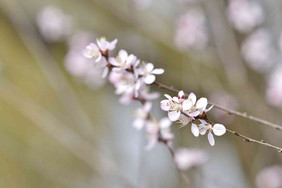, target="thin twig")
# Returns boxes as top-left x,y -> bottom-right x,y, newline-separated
226,129 -> 282,152
153,81 -> 282,131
